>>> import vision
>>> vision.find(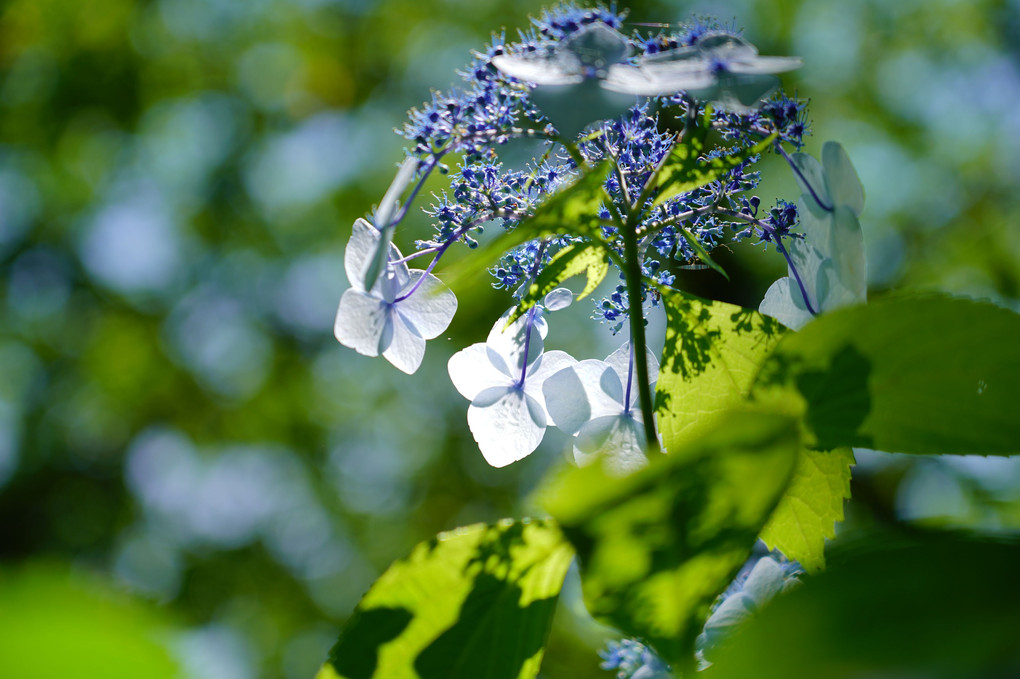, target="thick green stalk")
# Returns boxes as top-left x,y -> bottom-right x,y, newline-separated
620,202 -> 661,455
